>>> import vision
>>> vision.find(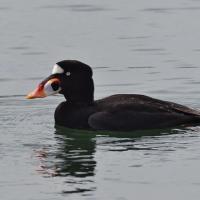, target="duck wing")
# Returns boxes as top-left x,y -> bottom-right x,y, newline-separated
88,94 -> 200,131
